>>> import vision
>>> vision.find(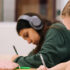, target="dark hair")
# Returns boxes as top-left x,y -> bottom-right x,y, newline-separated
33,19 -> 52,54
16,20 -> 31,34
16,13 -> 44,35
16,13 -> 52,54
61,1 -> 70,17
